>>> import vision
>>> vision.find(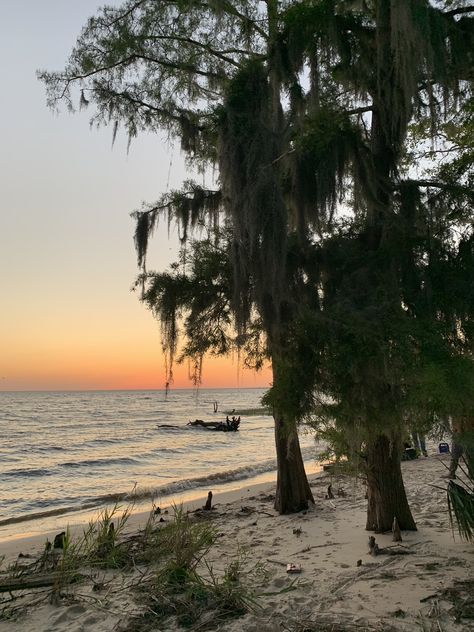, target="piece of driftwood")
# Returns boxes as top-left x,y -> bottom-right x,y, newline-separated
53,531 -> 66,549
203,491 -> 213,511
187,419 -> 240,432
0,571 -> 82,593
368,536 -> 380,556
392,516 -> 402,542
420,593 -> 439,603
368,536 -> 413,557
